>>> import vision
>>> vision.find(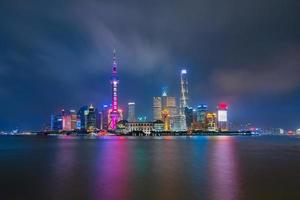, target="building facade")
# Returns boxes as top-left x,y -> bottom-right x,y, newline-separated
117,120 -> 164,135
153,97 -> 162,120
78,106 -> 89,130
87,105 -> 97,132
127,102 -> 136,122
205,112 -> 218,131
217,103 -> 228,131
